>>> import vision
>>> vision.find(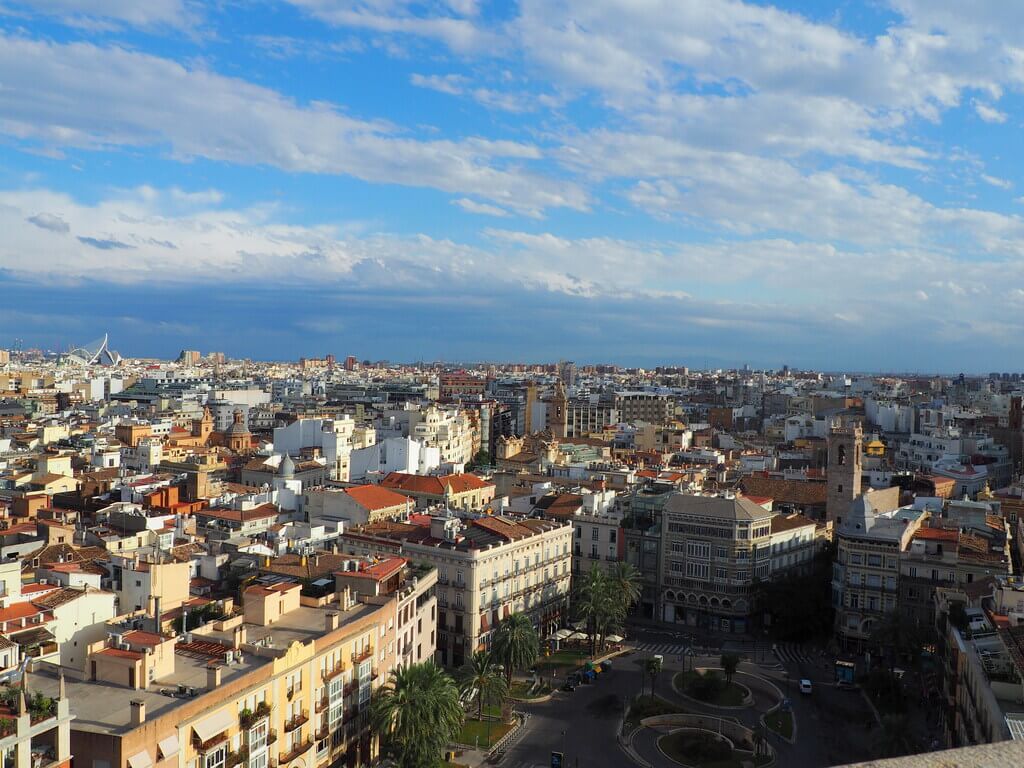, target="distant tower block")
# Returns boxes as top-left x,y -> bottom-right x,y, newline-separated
827,422 -> 862,524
